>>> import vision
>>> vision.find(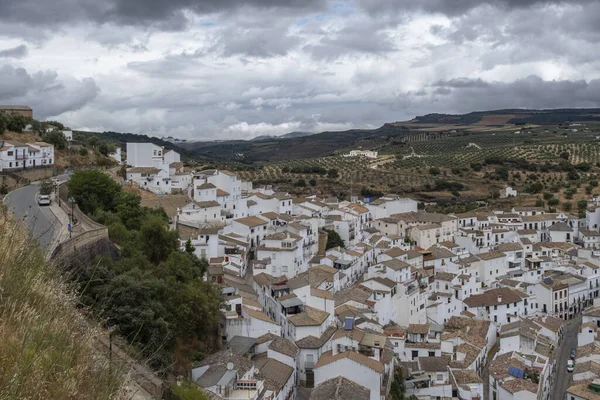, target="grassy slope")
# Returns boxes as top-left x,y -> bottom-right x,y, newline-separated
0,208 -> 124,399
